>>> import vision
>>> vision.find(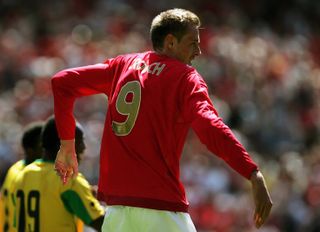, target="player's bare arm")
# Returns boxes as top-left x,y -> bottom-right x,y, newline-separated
250,170 -> 273,228
54,139 -> 78,185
